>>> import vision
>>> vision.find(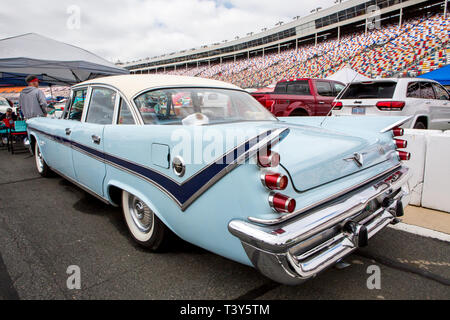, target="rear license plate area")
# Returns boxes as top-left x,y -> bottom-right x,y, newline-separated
352,107 -> 366,115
